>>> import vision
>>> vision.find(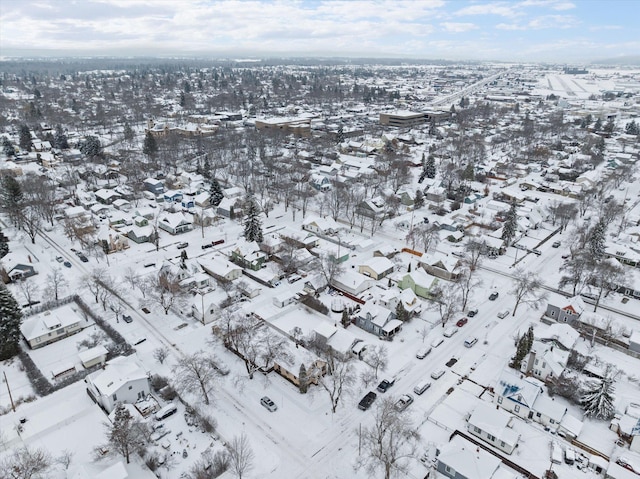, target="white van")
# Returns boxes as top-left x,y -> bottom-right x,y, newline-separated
464,337 -> 478,348
413,380 -> 431,395
155,403 -> 178,421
